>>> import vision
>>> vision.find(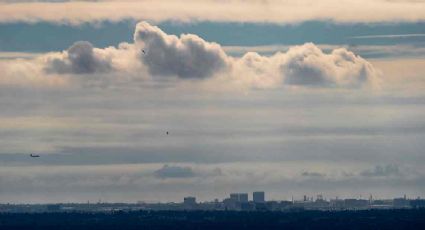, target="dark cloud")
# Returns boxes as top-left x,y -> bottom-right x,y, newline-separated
44,41 -> 113,74
154,165 -> 195,179
301,171 -> 325,178
134,21 -> 228,79
360,164 -> 401,177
